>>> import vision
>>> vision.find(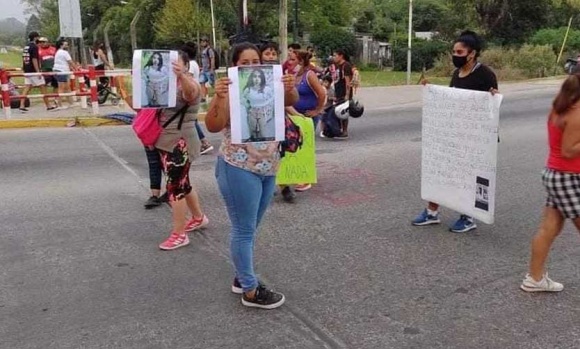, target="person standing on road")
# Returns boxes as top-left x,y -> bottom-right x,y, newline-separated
333,49 -> 352,139
37,37 -> 58,109
20,31 -> 53,112
206,42 -> 298,309
182,42 -> 214,155
412,30 -> 499,233
520,73 -> 580,293
290,49 -> 326,192
53,39 -> 80,110
156,51 -> 209,251
199,36 -> 216,103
